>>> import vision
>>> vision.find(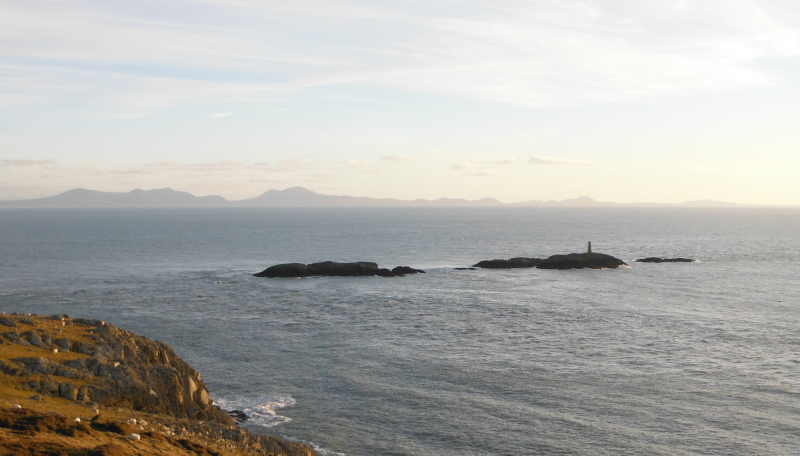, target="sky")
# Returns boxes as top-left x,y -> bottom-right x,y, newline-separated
1,0 -> 800,204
